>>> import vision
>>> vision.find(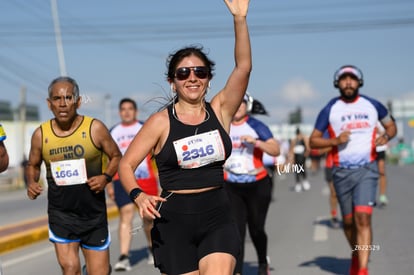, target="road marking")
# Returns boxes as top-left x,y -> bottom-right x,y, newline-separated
2,222 -> 121,269
321,185 -> 330,196
2,247 -> 54,267
313,216 -> 328,242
